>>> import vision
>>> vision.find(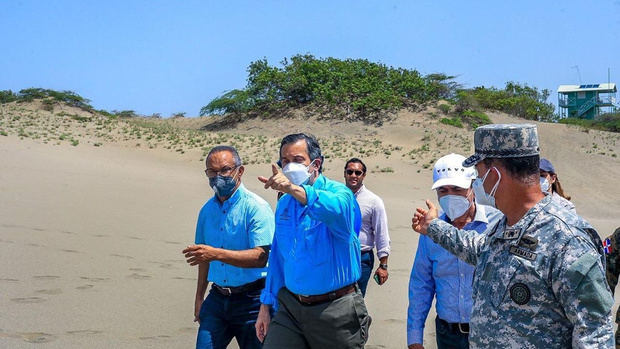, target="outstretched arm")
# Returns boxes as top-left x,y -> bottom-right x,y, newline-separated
412,200 -> 487,266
